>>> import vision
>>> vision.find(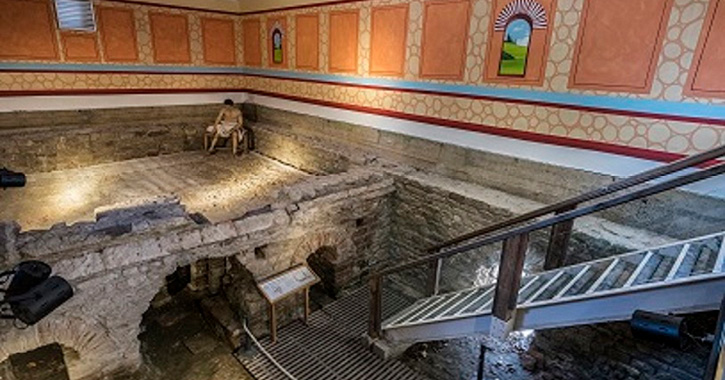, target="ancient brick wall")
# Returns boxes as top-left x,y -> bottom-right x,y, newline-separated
252,105 -> 725,240
0,168 -> 394,379
0,104 -> 218,173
